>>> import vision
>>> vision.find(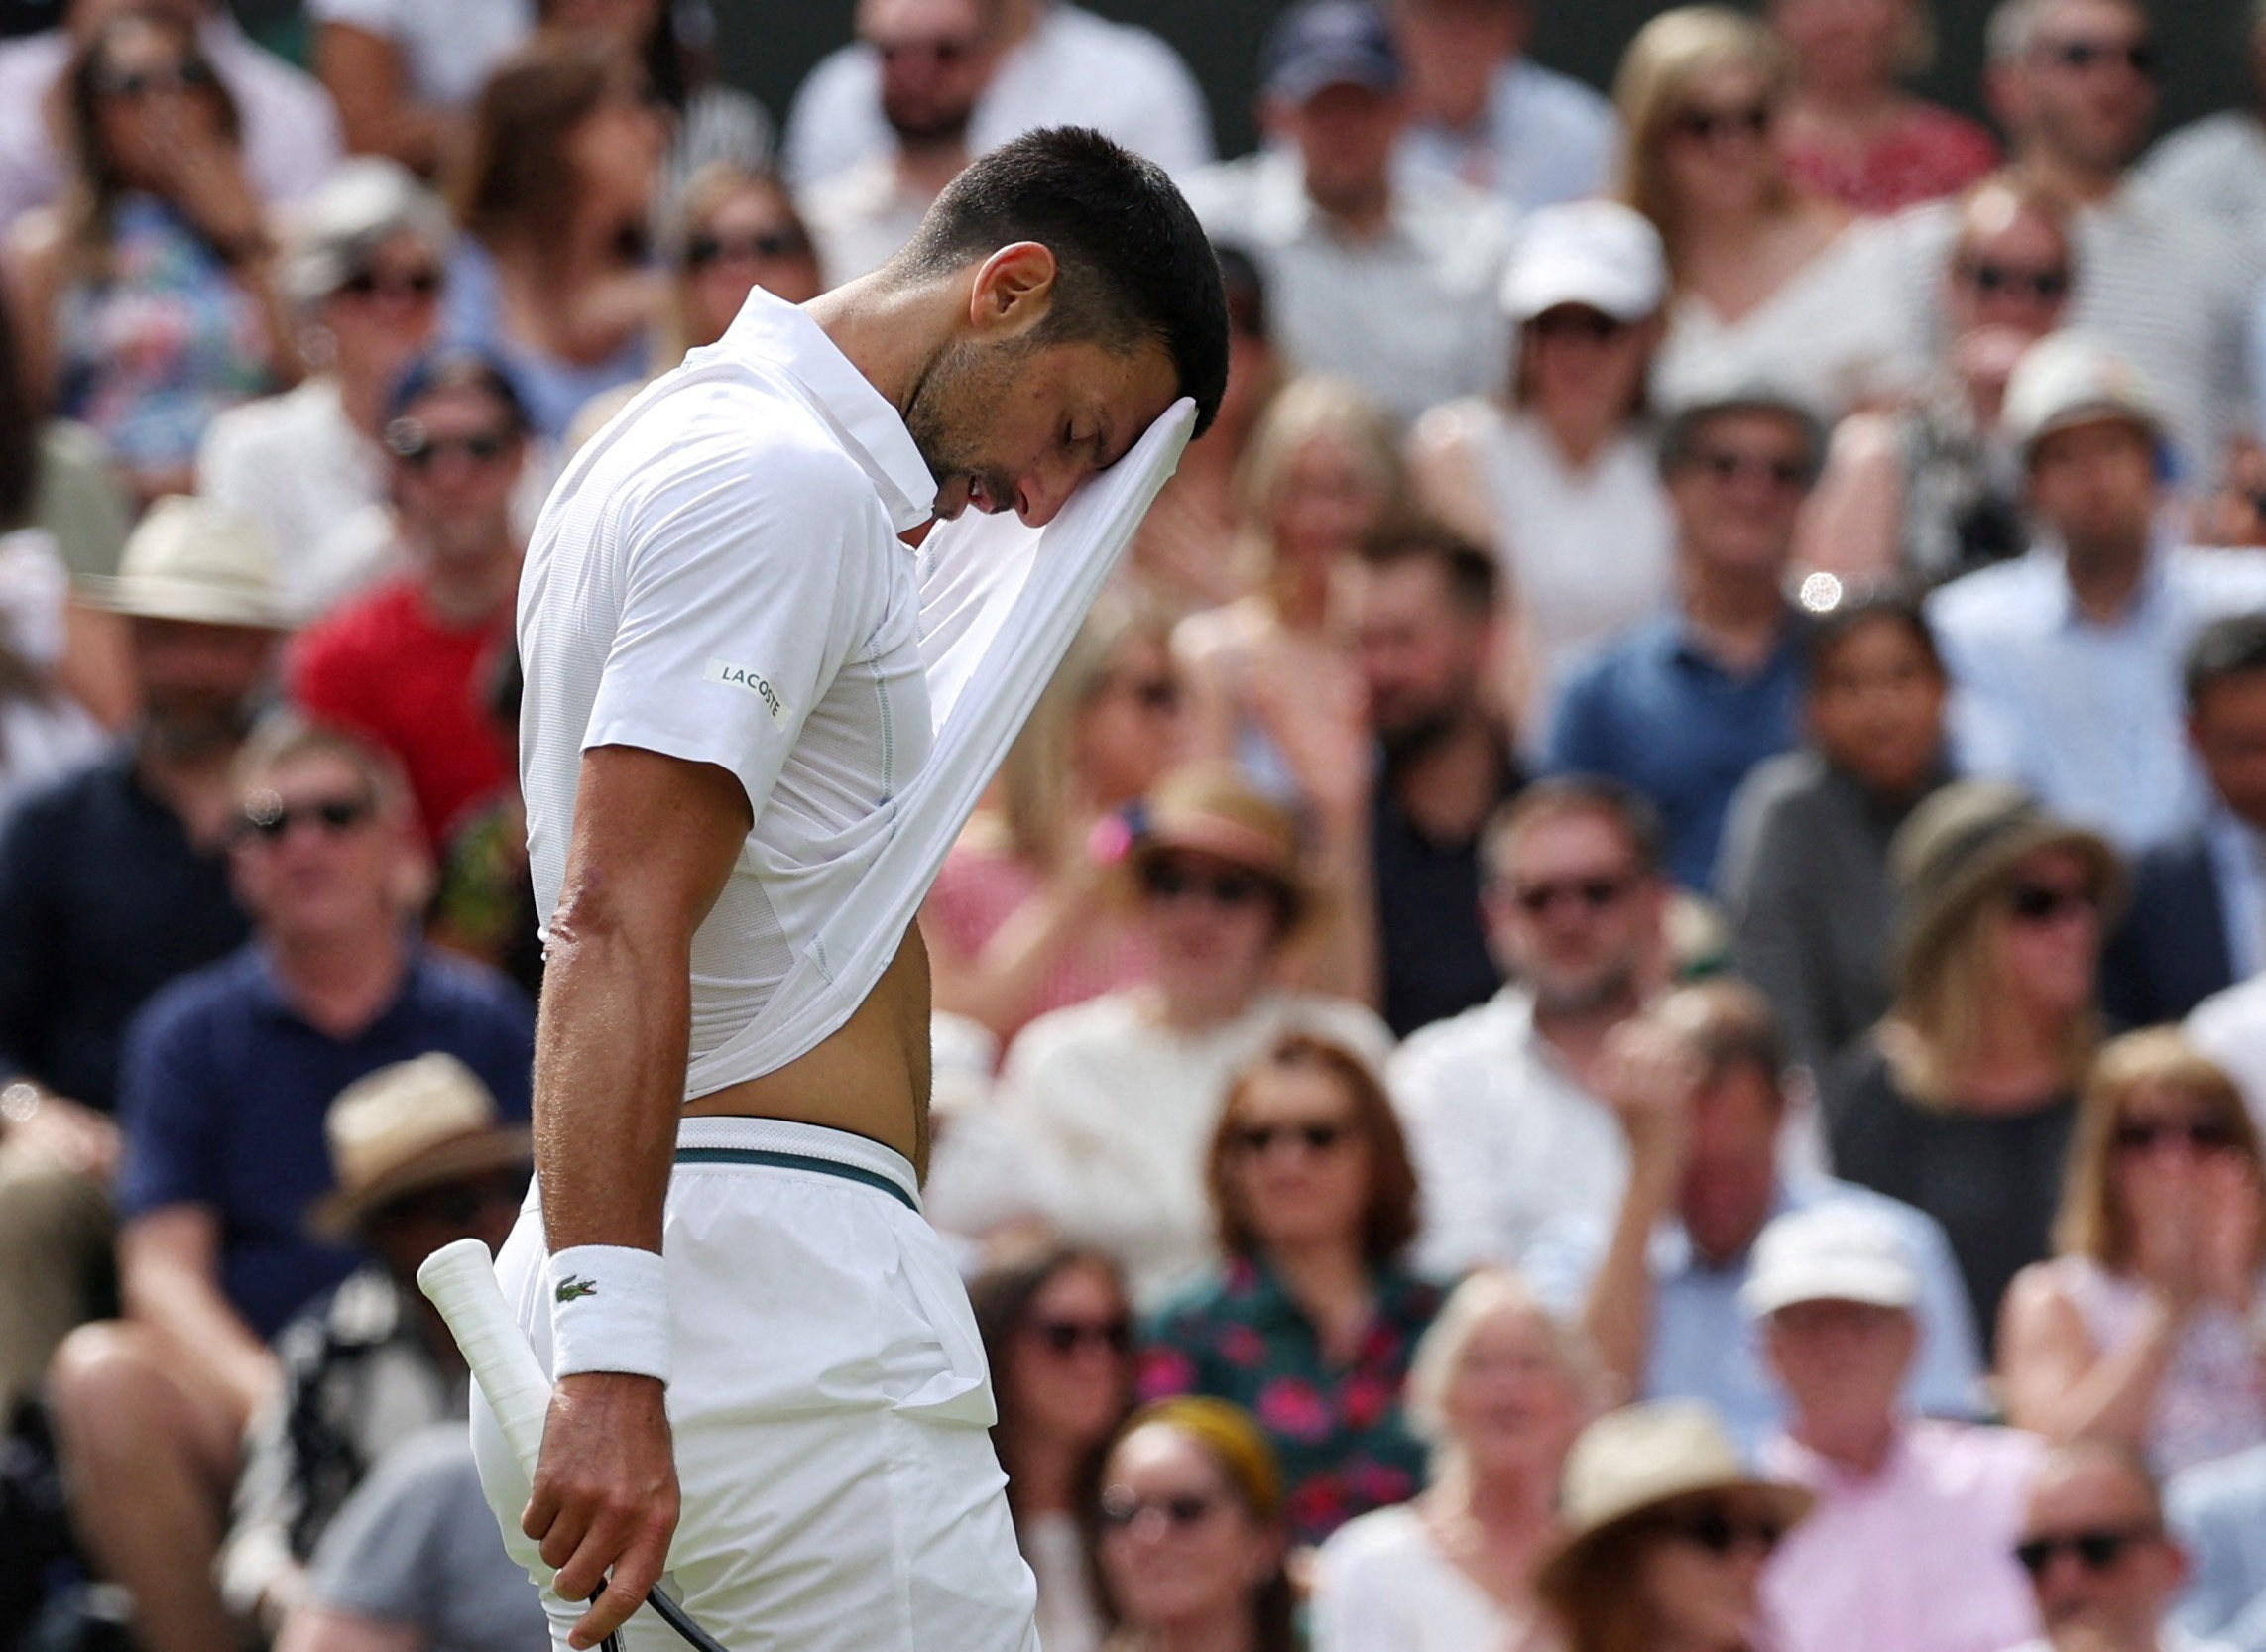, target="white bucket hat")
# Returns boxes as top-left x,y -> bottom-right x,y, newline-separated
1740,1202 -> 1923,1319
84,496 -> 290,630
2003,331 -> 2164,457
1499,200 -> 1668,324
